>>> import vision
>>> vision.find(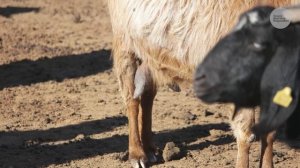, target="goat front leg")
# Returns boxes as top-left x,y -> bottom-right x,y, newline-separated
231,107 -> 256,168
259,131 -> 276,168
114,49 -> 147,168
